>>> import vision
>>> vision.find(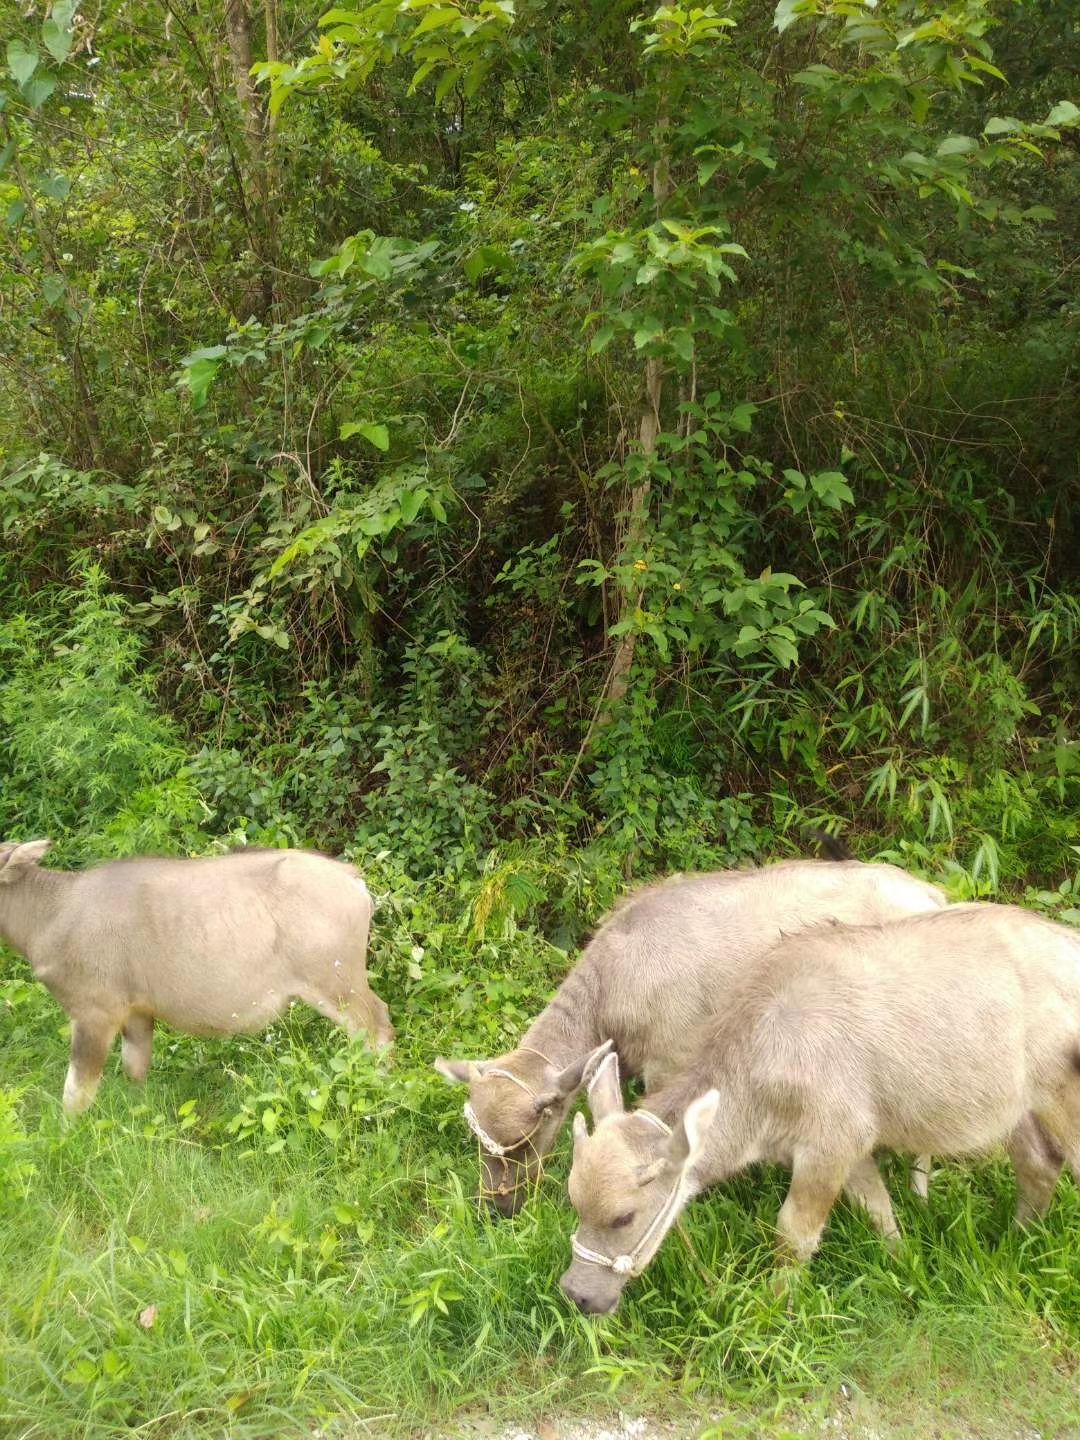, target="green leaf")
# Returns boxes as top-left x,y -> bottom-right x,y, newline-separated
398,489 -> 423,524
63,1358 -> 99,1387
936,134 -> 978,157
38,173 -> 70,200
412,6 -> 460,37
7,39 -> 39,88
25,74 -> 56,109
966,57 -> 1005,81
1045,101 -> 1079,128
793,64 -> 837,90
908,86 -> 930,124
42,273 -> 65,305
590,323 -> 615,354
434,64 -> 460,105
42,18 -> 74,64
773,0 -> 806,34
179,346 -> 227,409
463,245 -> 512,284
767,634 -> 800,668
340,421 -> 390,451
